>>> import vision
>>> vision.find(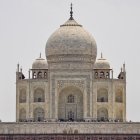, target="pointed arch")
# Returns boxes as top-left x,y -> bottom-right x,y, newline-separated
19,89 -> 26,103
34,107 -> 45,122
33,71 -> 36,79
97,108 -> 108,121
115,89 -> 123,102
116,109 -> 123,122
97,88 -> 108,102
19,108 -> 26,122
58,86 -> 83,121
37,71 -> 42,78
34,88 -> 45,102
